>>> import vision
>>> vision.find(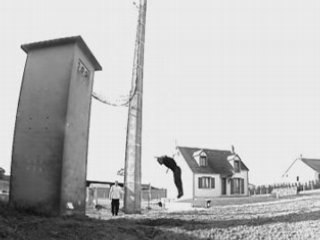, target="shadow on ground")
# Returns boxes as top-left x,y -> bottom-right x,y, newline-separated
2,200 -> 320,240
0,202 -> 195,240
108,209 -> 320,231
